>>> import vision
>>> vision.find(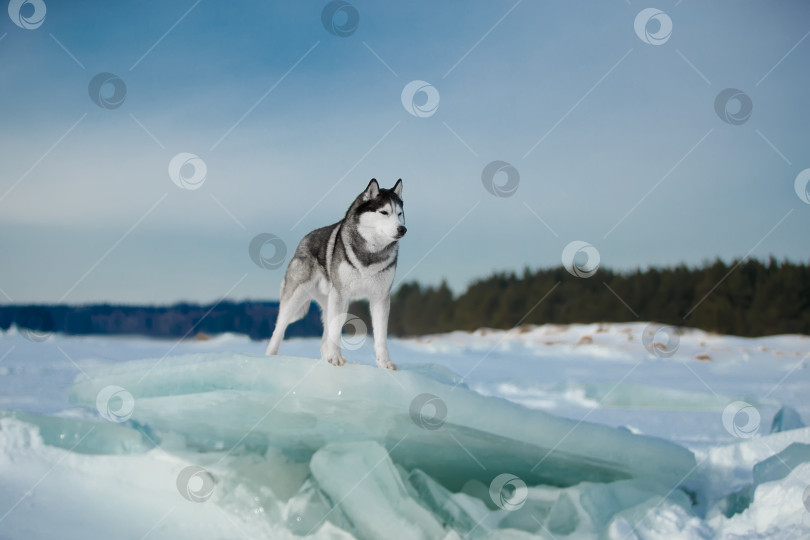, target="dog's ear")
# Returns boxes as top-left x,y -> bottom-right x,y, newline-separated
392,179 -> 403,198
363,179 -> 380,200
